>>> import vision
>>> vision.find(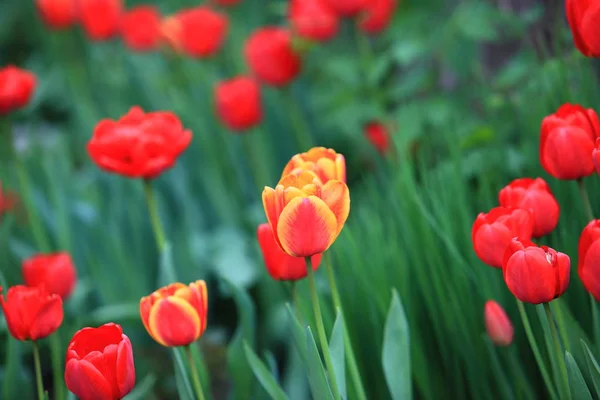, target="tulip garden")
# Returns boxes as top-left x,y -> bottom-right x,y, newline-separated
2,0 -> 600,399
